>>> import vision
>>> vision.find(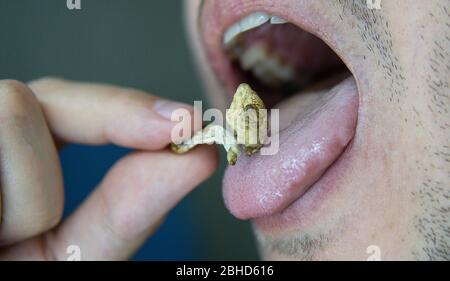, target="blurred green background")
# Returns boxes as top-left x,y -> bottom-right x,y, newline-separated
0,0 -> 258,260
